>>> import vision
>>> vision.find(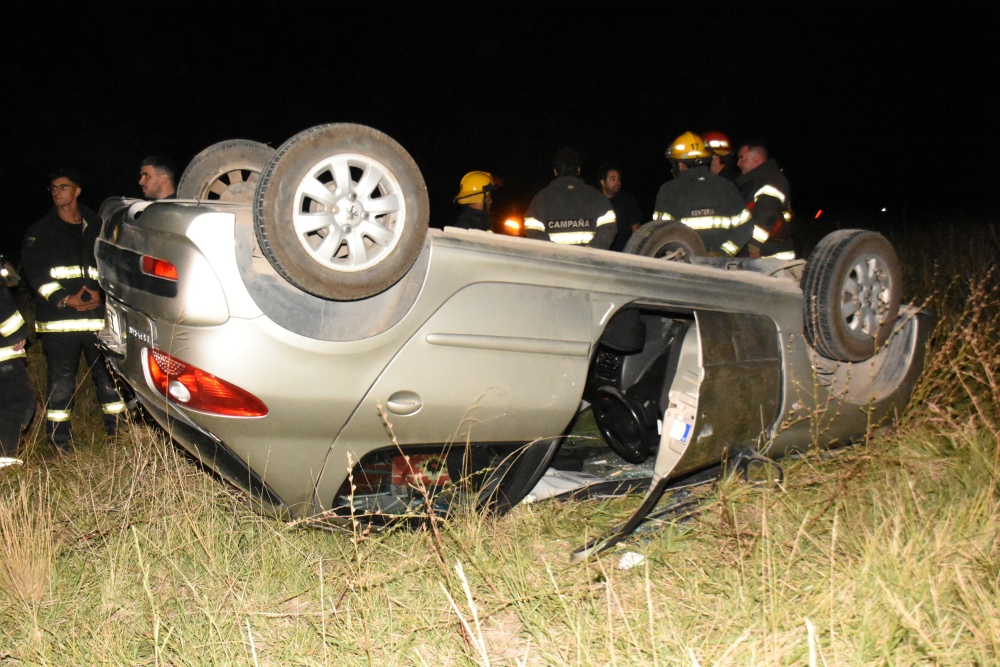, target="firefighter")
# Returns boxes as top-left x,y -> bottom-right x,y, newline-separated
21,169 -> 125,449
1,280 -> 35,463
653,132 -> 746,253
452,171 -> 498,231
523,147 -> 617,249
734,139 -> 794,259
702,131 -> 740,182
